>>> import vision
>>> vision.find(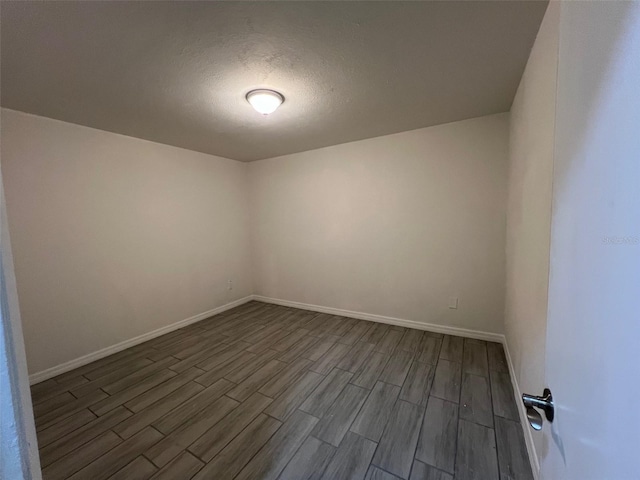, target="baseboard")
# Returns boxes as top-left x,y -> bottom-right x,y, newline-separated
29,295 -> 253,385
251,295 -> 504,343
502,339 -> 541,480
